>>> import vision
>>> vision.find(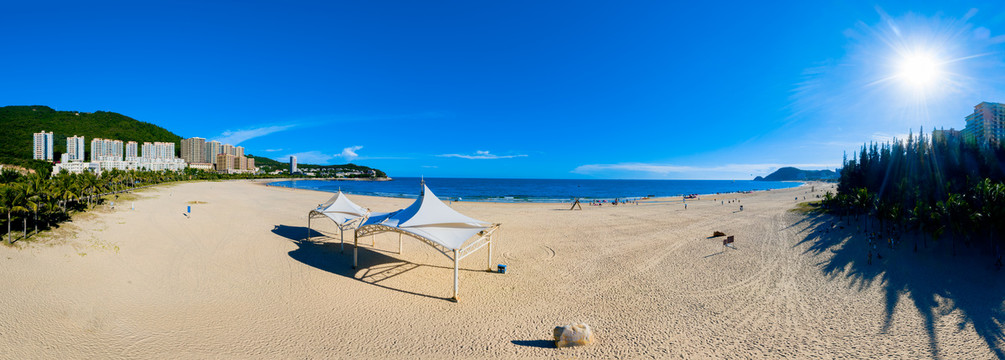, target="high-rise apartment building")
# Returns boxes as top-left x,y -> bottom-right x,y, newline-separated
290,156 -> 298,173
963,102 -> 1005,145
222,144 -> 235,157
125,141 -> 138,161
141,142 -> 155,160
235,146 -> 244,157
140,142 -> 176,160
33,131 -> 54,161
90,138 -> 124,161
204,141 -> 222,163
66,135 -> 85,162
162,142 -> 176,159
91,138 -> 106,162
180,137 -> 206,164
110,140 -> 123,161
